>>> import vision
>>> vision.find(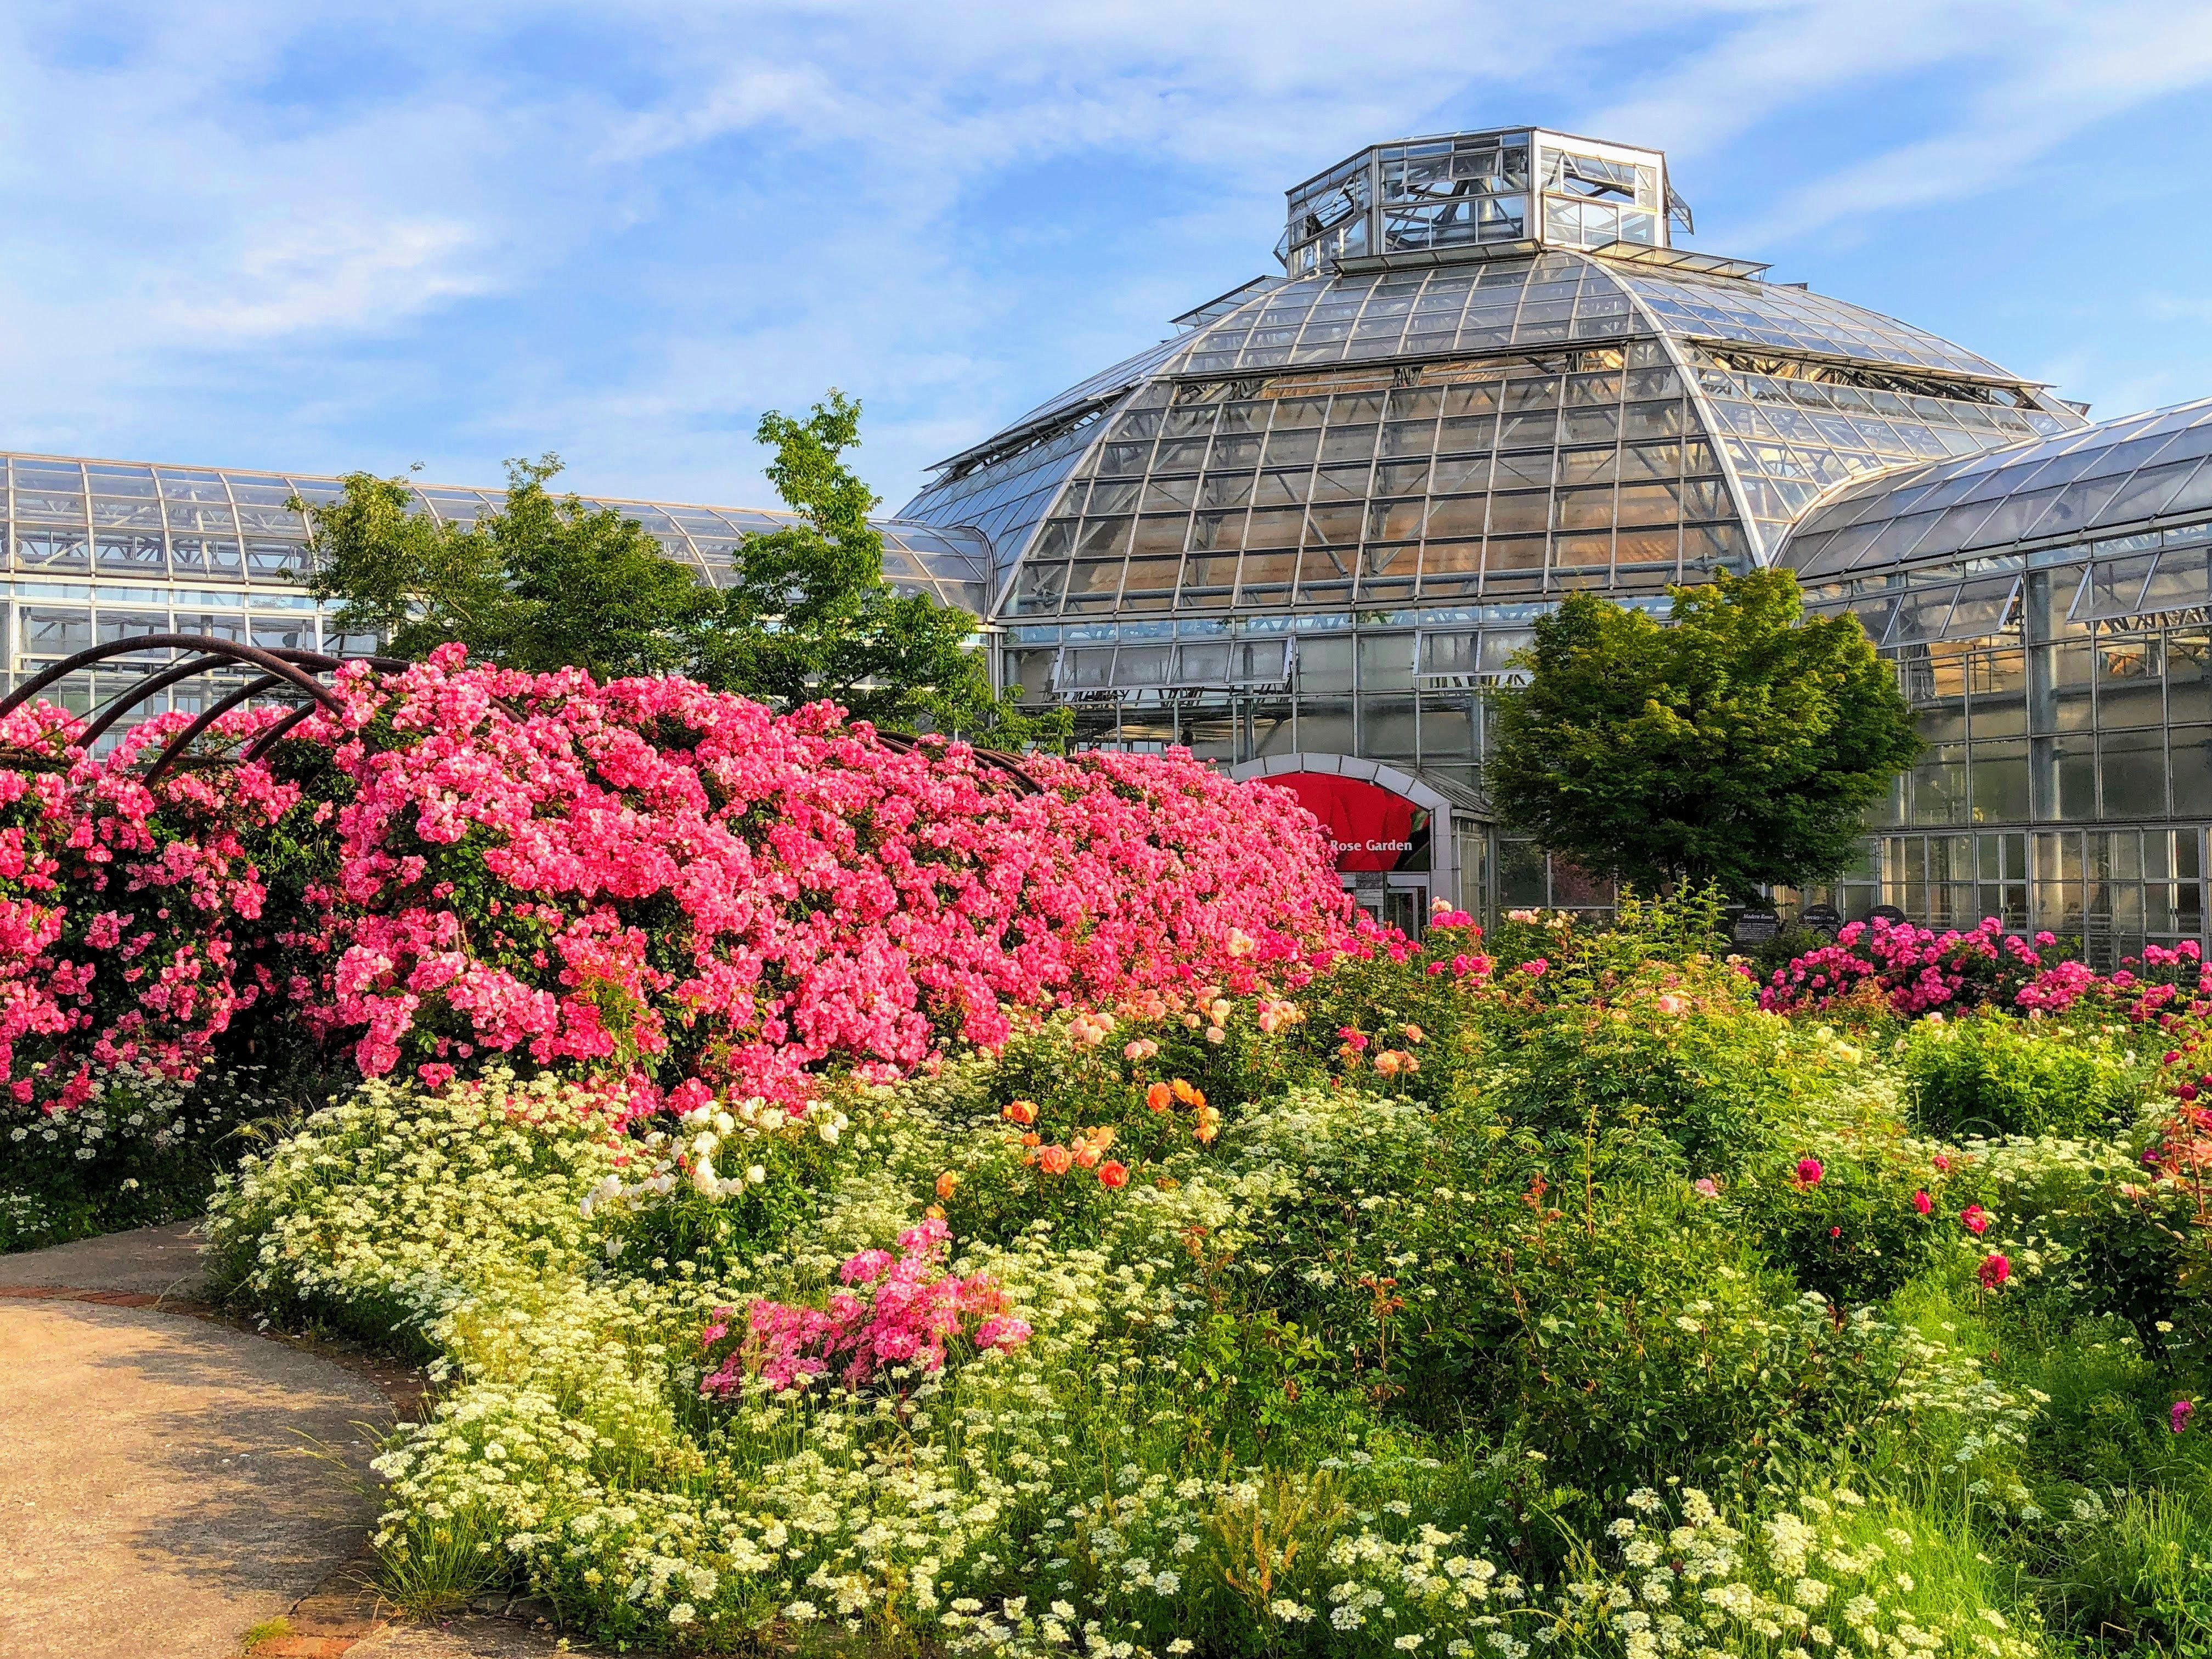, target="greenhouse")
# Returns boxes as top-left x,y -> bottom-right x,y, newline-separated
893,125 -> 2118,938
7,124 -> 2212,952
1781,398 -> 2212,951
